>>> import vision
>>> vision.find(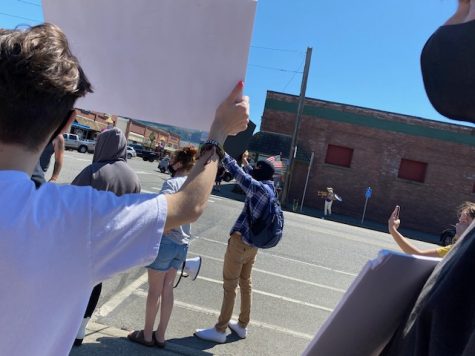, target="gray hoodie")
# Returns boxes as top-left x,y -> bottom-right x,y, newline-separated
72,128 -> 141,195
